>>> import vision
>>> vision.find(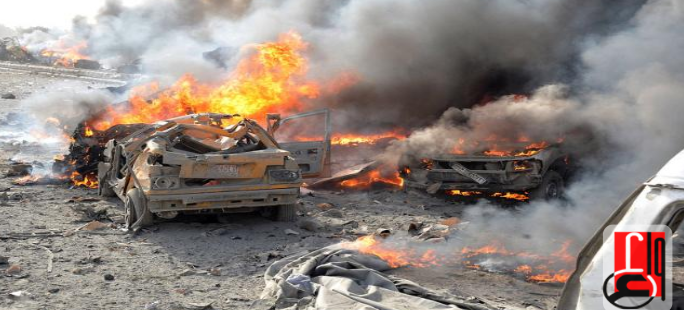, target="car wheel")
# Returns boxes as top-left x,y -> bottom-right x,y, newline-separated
275,203 -> 297,222
529,170 -> 564,200
125,188 -> 154,229
97,175 -> 116,197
